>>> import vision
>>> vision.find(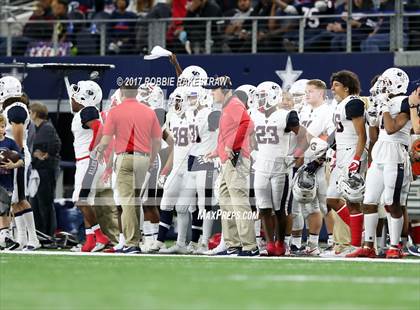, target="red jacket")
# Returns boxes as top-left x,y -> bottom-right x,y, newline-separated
217,96 -> 254,163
